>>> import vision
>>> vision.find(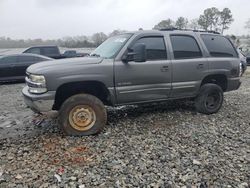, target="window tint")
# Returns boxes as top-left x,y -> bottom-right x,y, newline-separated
201,35 -> 237,57
170,35 -> 202,59
25,48 -> 41,55
42,47 -> 58,55
0,56 -> 18,63
18,56 -> 35,62
133,37 -> 167,60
